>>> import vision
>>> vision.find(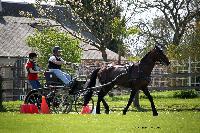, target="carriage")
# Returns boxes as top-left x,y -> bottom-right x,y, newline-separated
24,71 -> 94,114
